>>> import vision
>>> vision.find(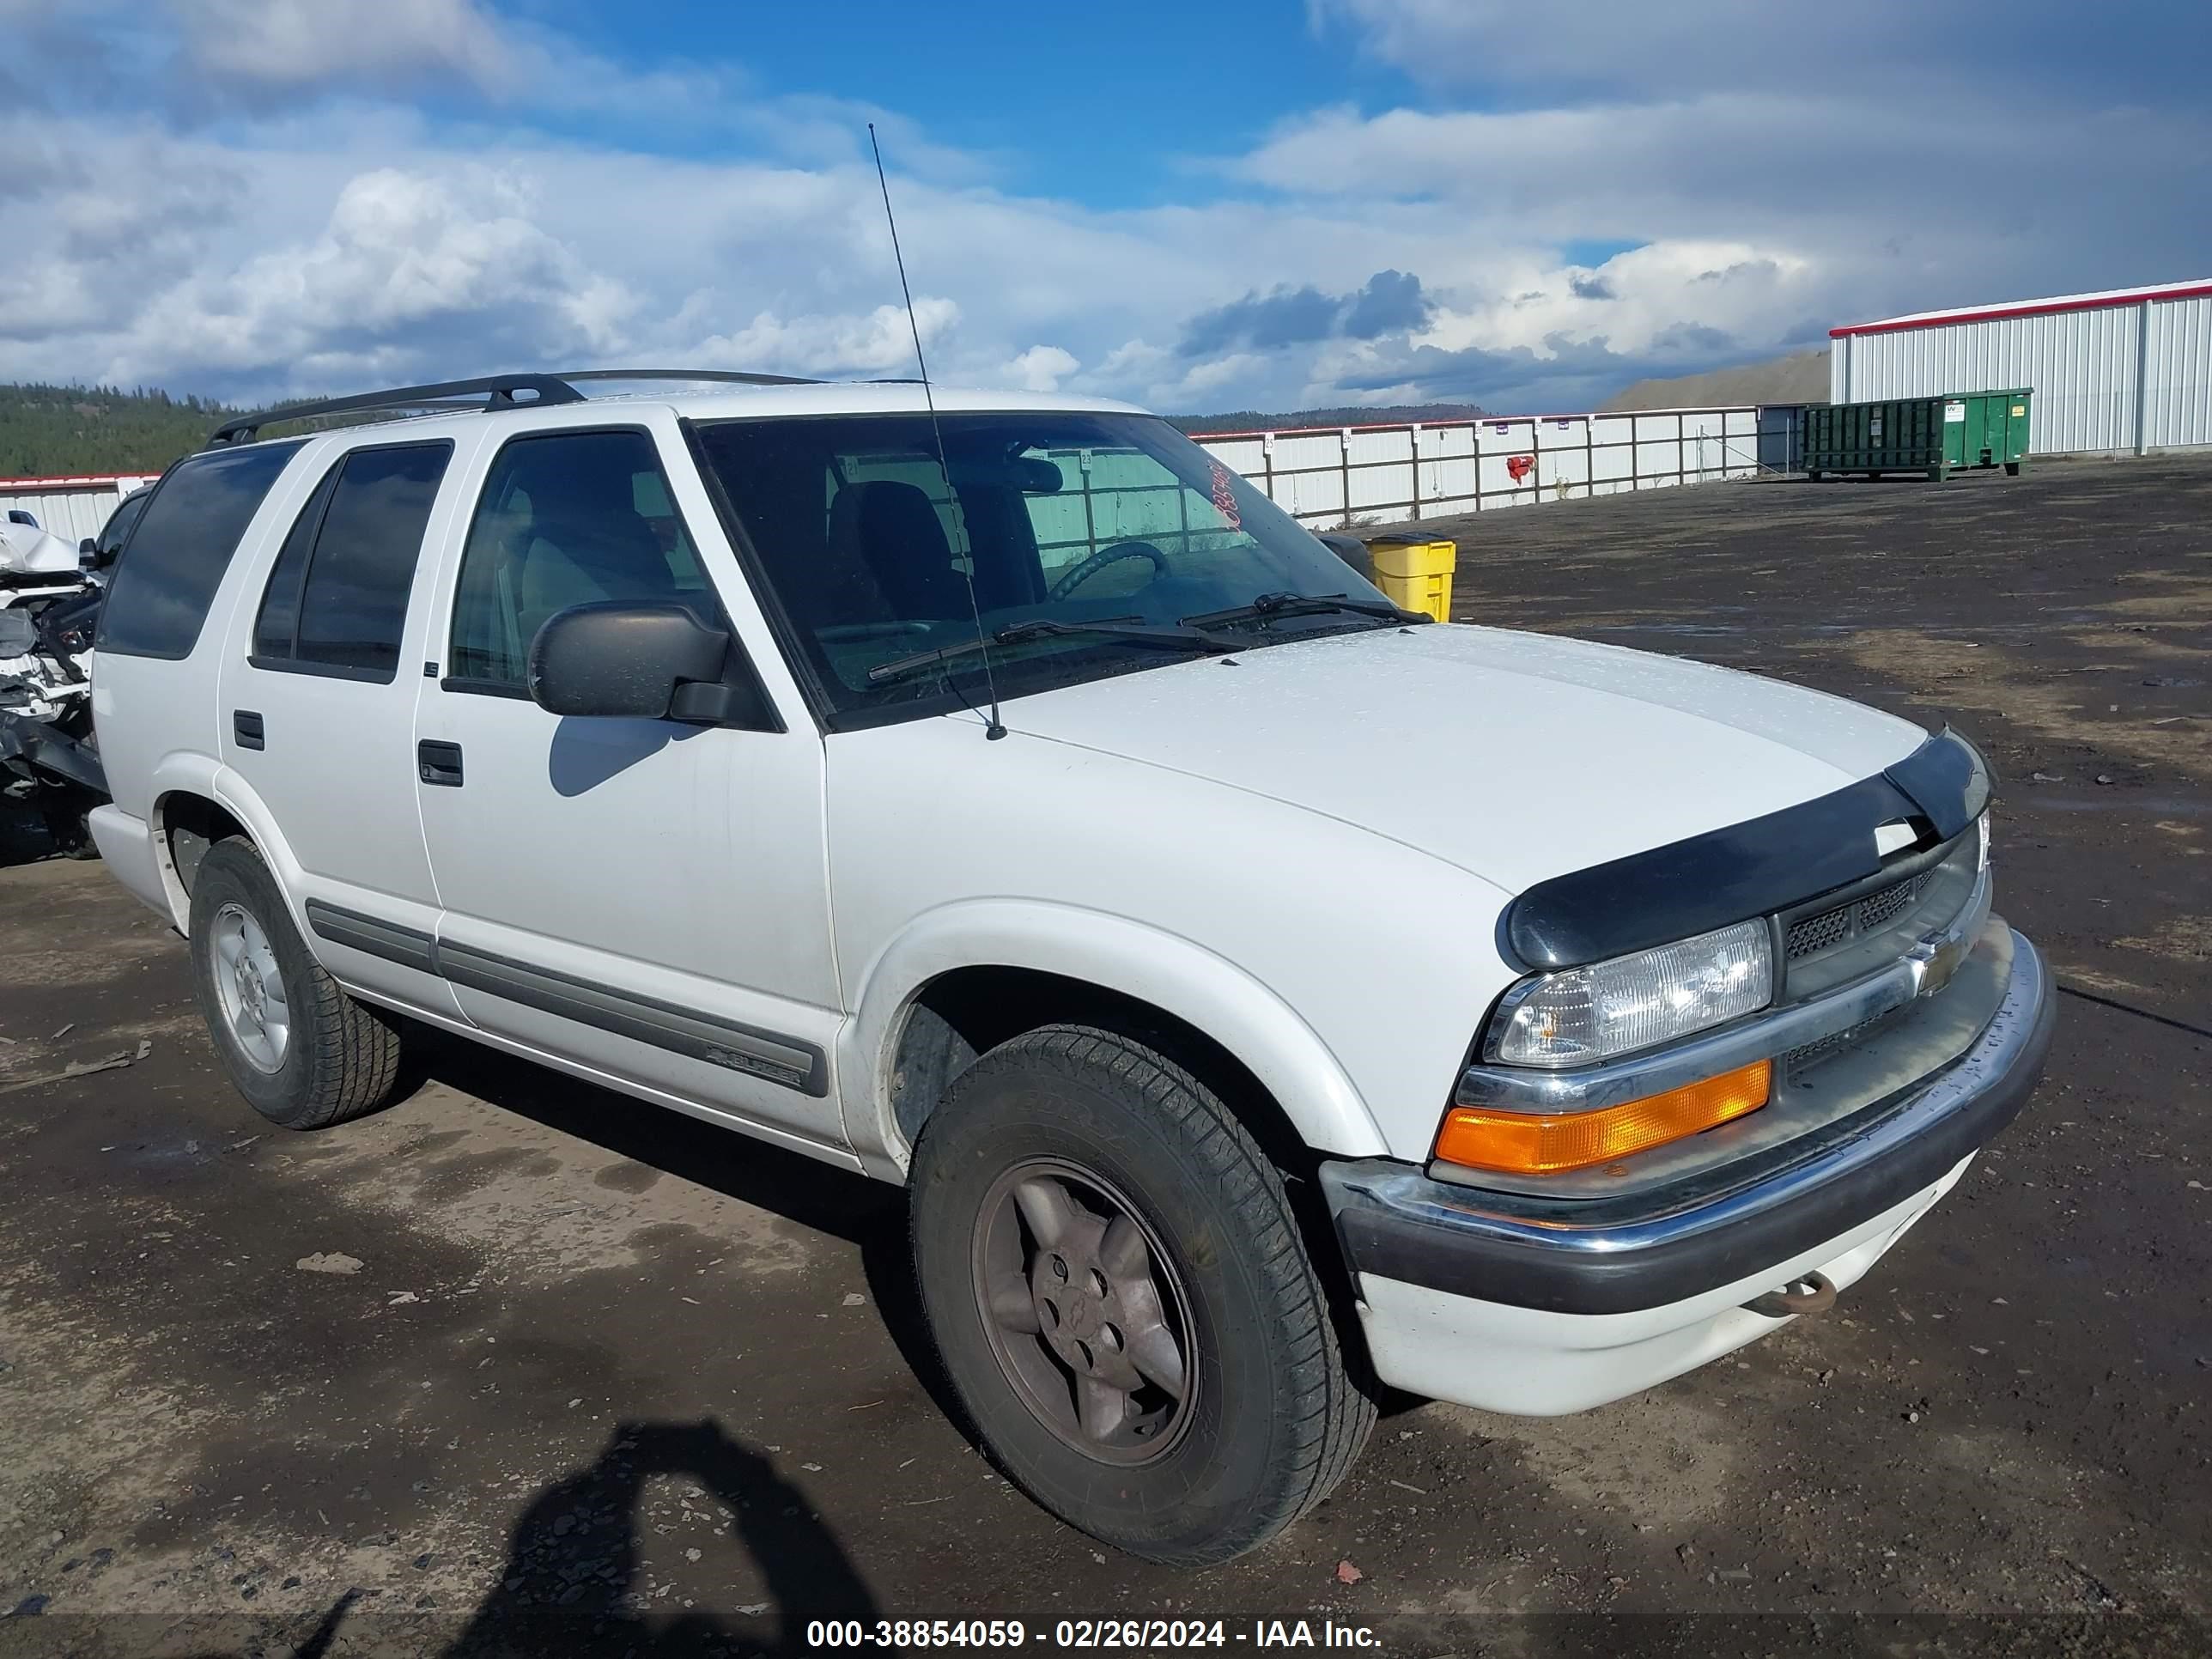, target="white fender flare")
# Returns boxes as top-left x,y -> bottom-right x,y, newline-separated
147,753 -> 312,939
838,898 -> 1390,1178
